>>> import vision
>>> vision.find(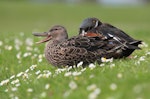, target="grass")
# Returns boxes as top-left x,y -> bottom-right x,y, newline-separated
0,2 -> 150,99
